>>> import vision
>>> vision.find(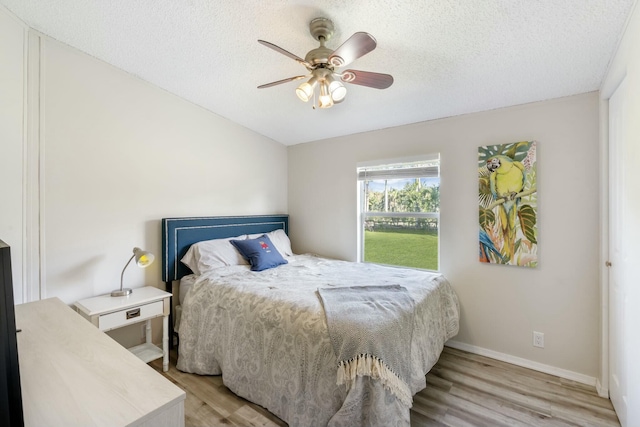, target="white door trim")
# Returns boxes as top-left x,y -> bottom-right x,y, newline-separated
597,96 -> 609,398
24,30 -> 44,302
